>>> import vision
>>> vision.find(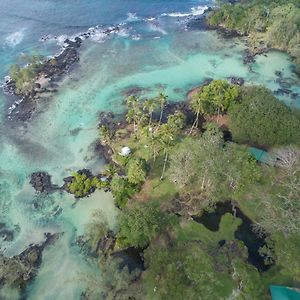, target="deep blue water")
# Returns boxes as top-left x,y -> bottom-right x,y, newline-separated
0,0 -> 212,75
